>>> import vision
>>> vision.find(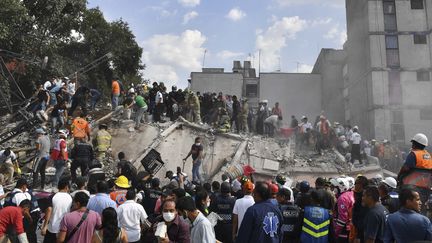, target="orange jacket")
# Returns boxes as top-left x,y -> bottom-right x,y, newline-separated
71,117 -> 90,139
